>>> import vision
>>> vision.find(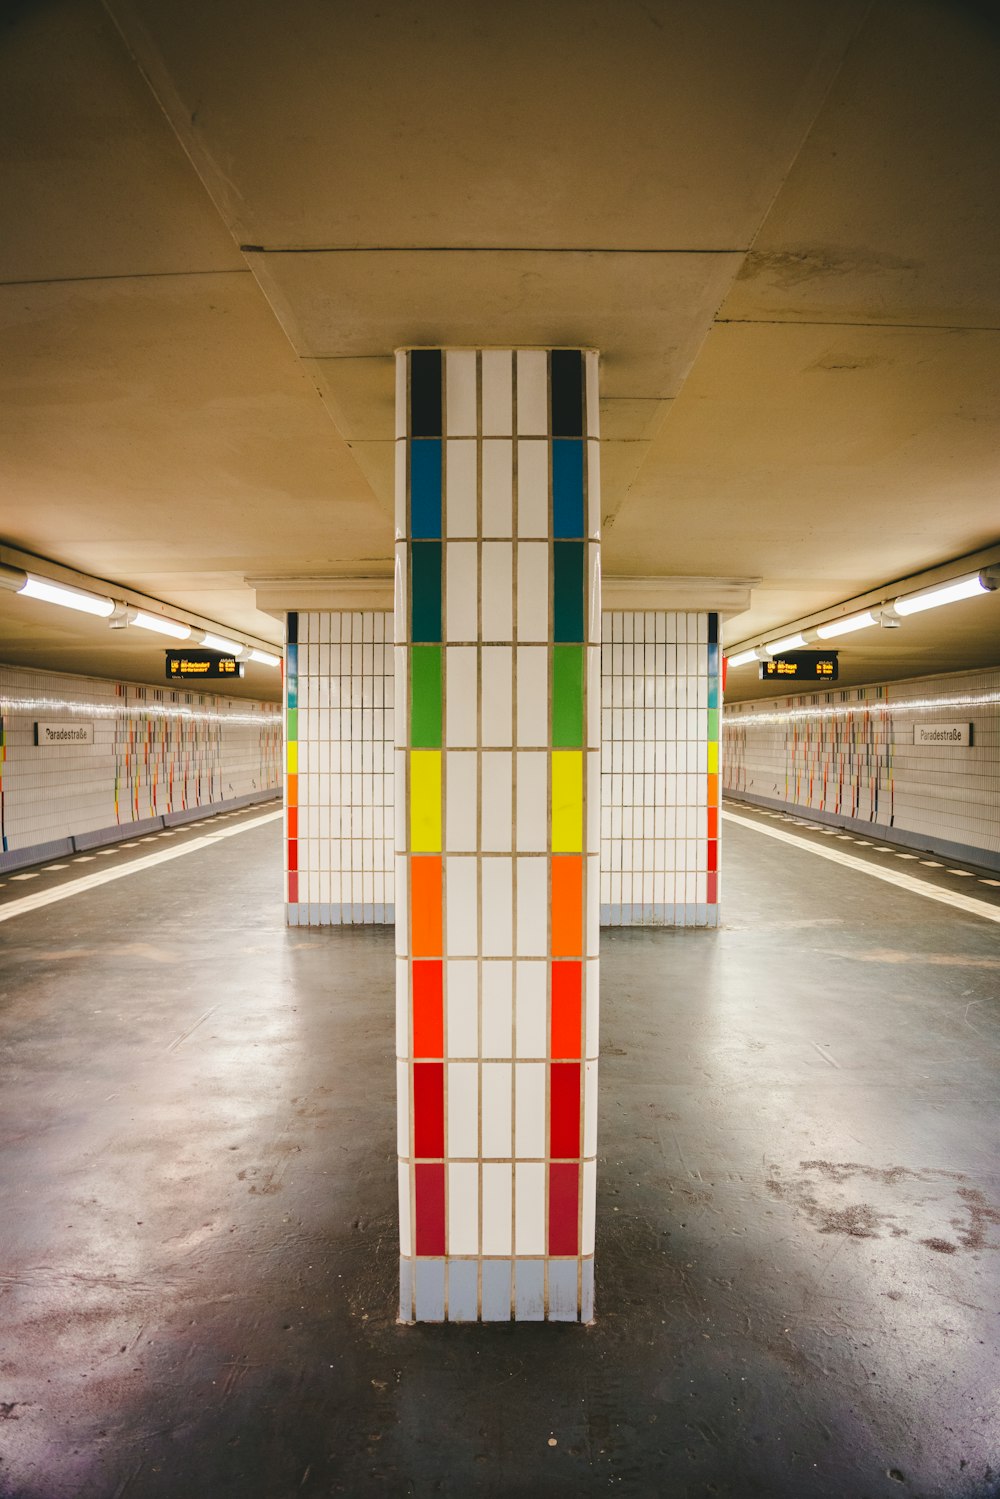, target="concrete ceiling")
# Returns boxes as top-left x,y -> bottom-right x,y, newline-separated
1,0 -> 998,703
